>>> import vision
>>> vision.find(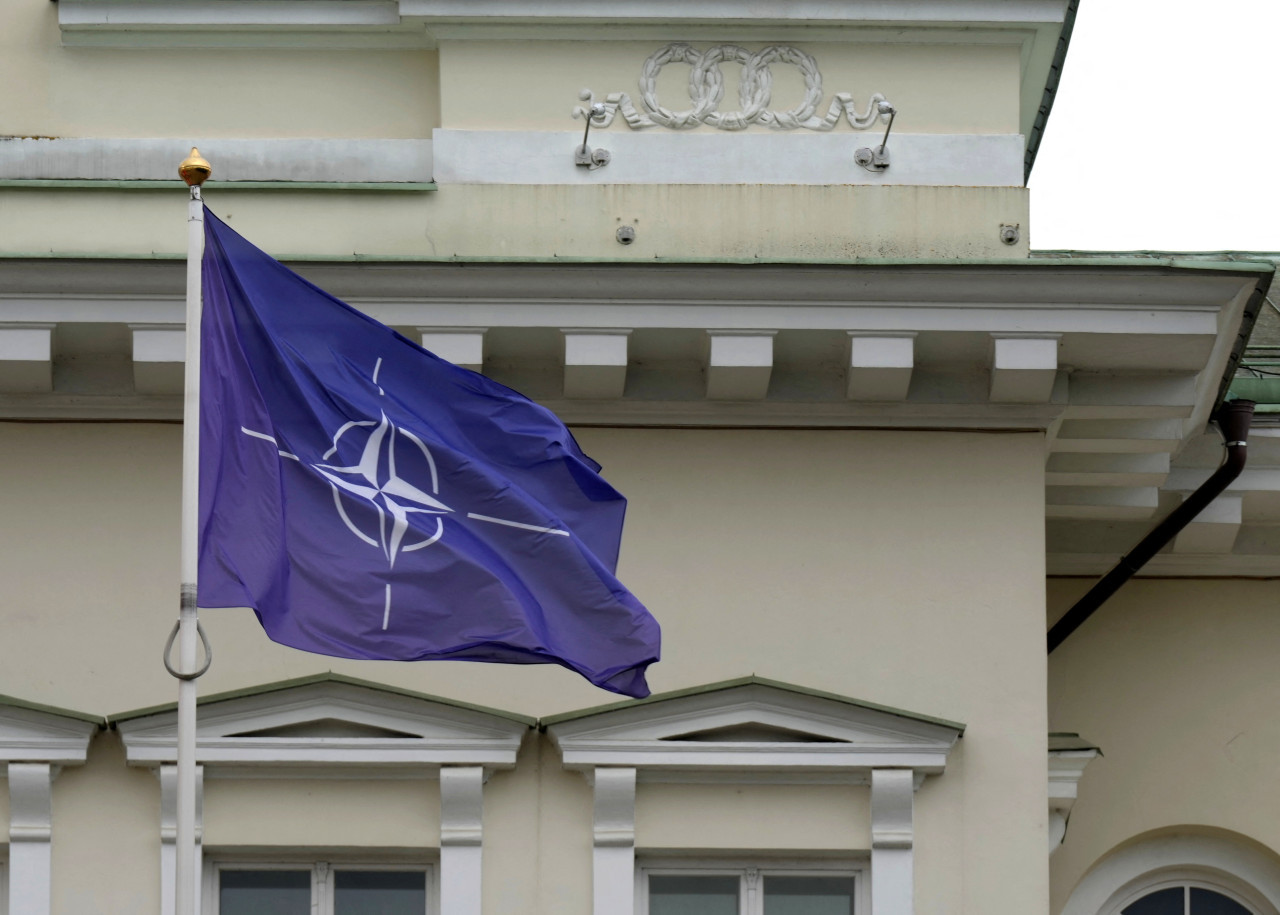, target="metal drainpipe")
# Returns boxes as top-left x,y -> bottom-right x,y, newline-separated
1047,400 -> 1256,654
